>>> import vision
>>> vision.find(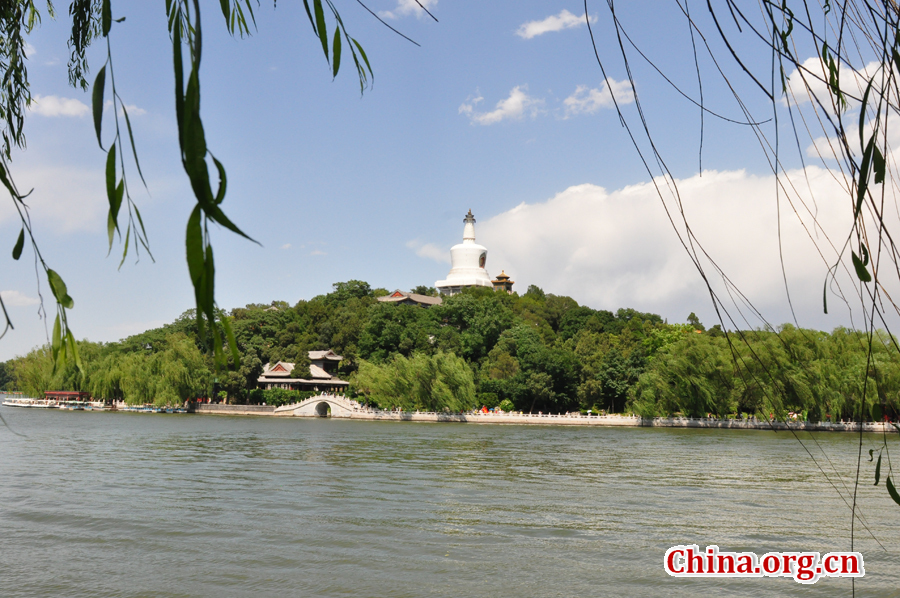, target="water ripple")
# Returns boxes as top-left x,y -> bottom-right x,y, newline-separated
0,409 -> 897,597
